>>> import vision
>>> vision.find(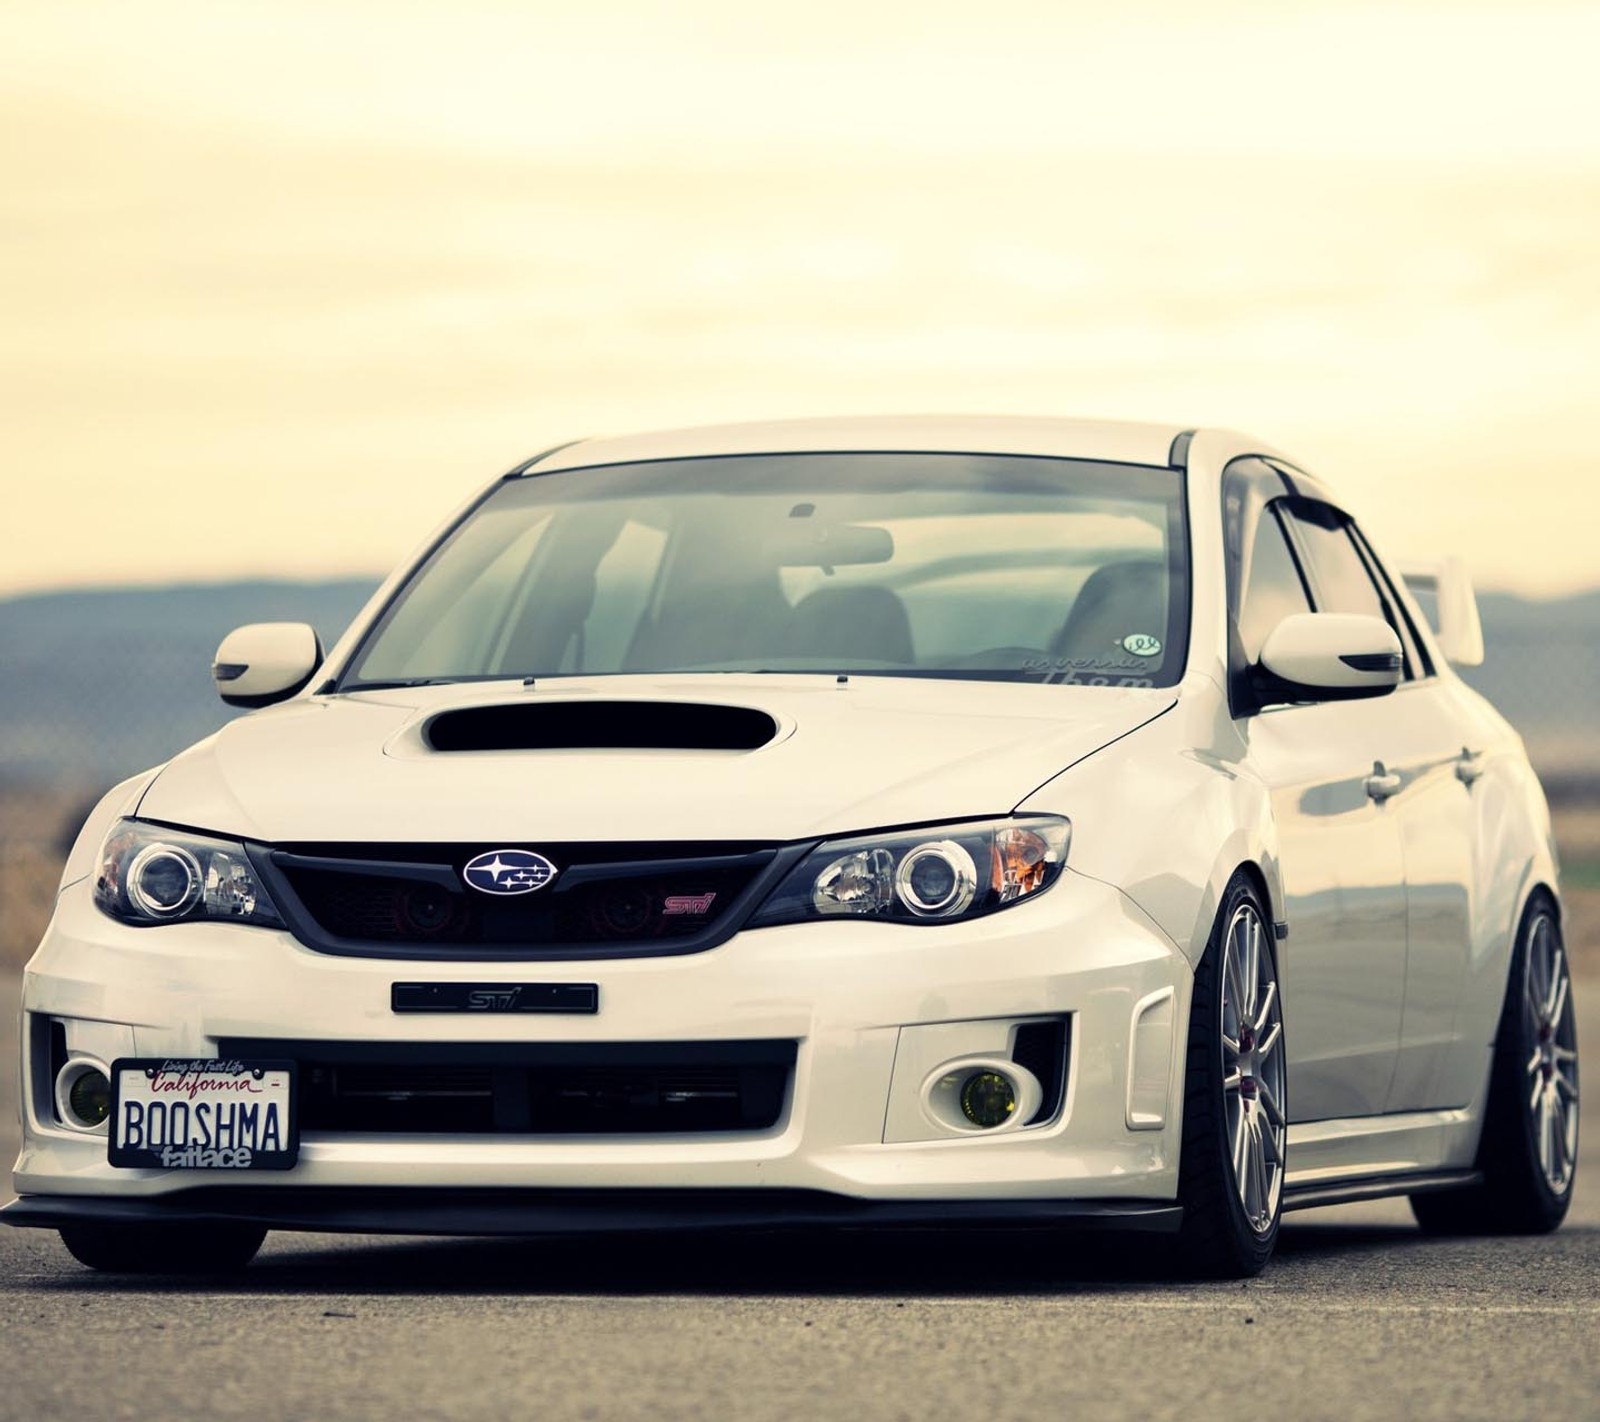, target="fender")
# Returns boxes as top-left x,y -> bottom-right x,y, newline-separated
1019,677 -> 1282,966
1441,744 -> 1563,1114
56,766 -> 168,893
